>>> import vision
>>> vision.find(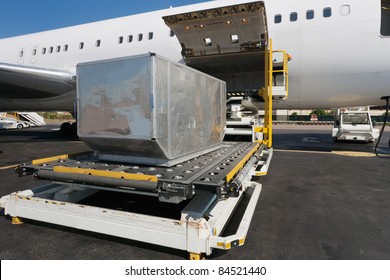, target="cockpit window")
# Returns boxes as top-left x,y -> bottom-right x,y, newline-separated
381,0 -> 390,36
